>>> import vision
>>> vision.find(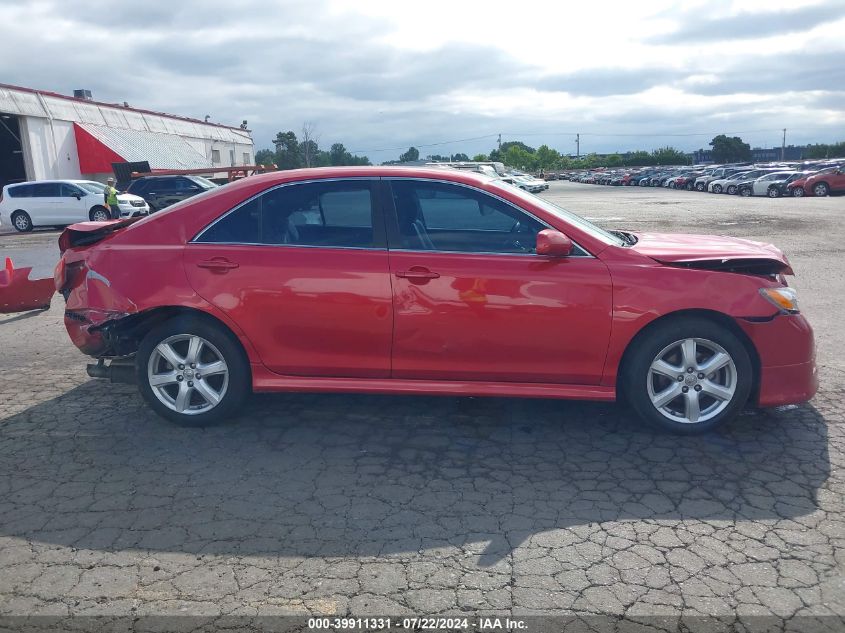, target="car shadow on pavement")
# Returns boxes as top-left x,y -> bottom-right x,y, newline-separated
0,382 -> 831,567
